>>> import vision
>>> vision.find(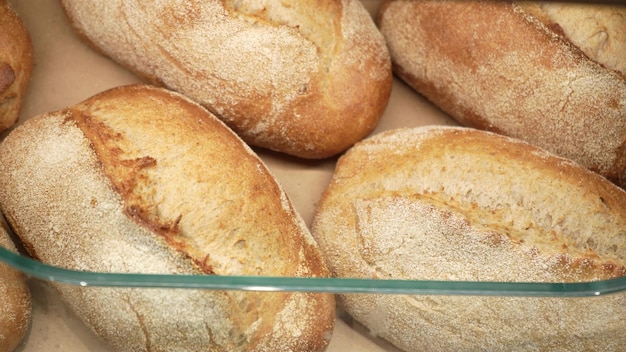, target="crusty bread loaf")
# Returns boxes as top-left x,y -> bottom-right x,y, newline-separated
0,222 -> 31,352
377,0 -> 626,188
0,84 -> 335,352
517,1 -> 626,76
59,0 -> 393,159
311,126 -> 626,351
0,0 -> 33,132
